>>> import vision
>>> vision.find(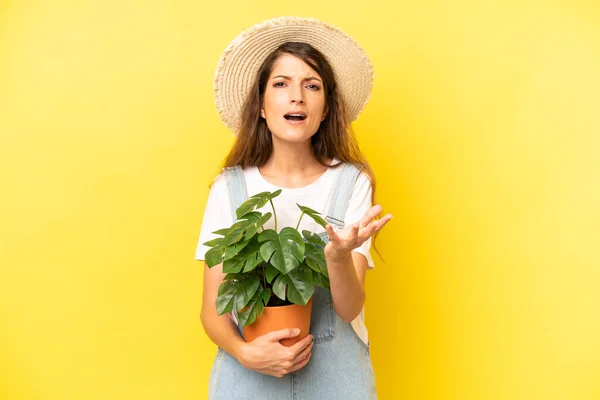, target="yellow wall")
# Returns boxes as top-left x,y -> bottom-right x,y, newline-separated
1,1 -> 599,399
